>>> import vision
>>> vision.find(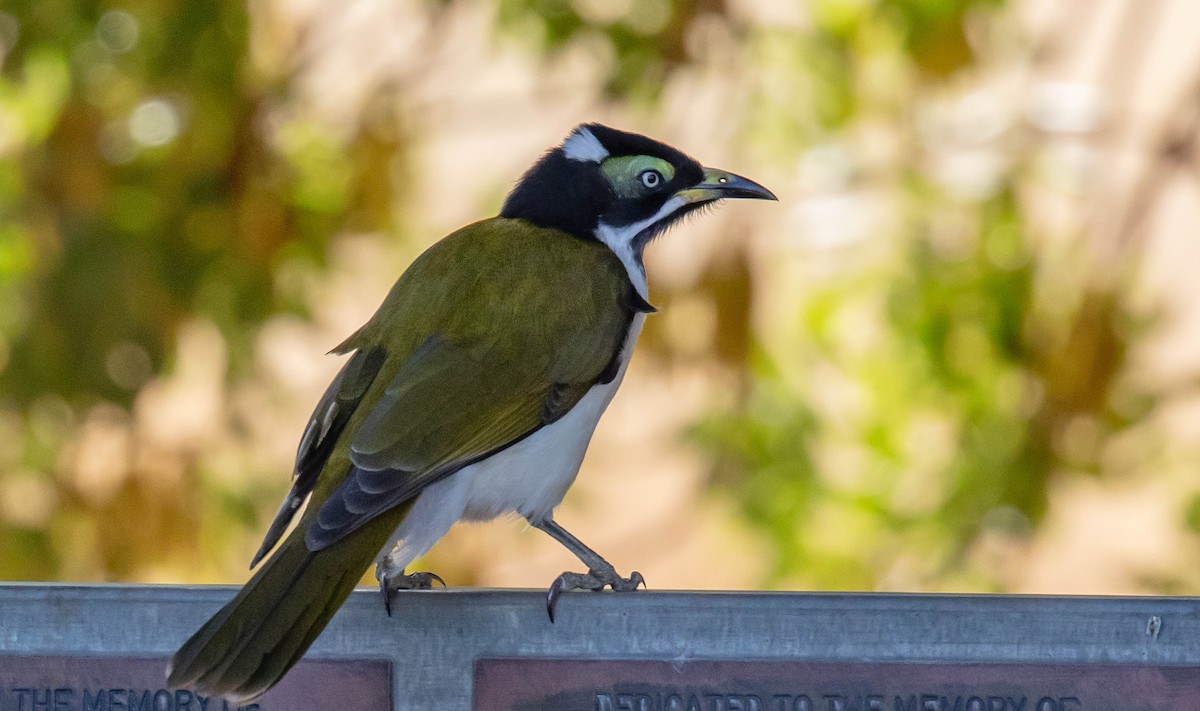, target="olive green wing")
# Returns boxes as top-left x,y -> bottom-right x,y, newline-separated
302,220 -> 636,551
303,333 -> 606,550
